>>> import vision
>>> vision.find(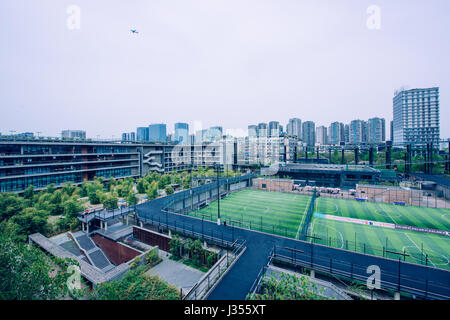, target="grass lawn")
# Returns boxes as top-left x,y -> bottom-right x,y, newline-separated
189,189 -> 312,239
